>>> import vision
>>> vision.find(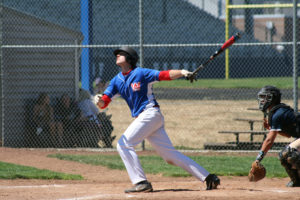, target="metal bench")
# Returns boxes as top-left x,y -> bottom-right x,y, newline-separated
233,118 -> 263,130
204,130 -> 268,150
218,130 -> 268,145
